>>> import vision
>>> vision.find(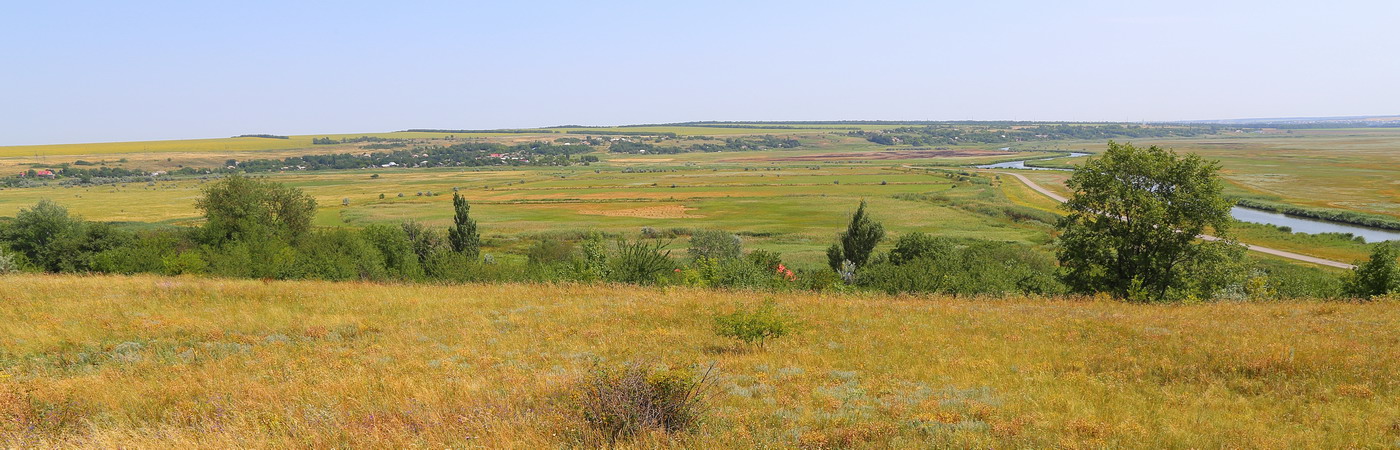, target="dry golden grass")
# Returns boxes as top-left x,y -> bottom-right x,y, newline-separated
2,274 -> 1398,447
576,204 -> 702,219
